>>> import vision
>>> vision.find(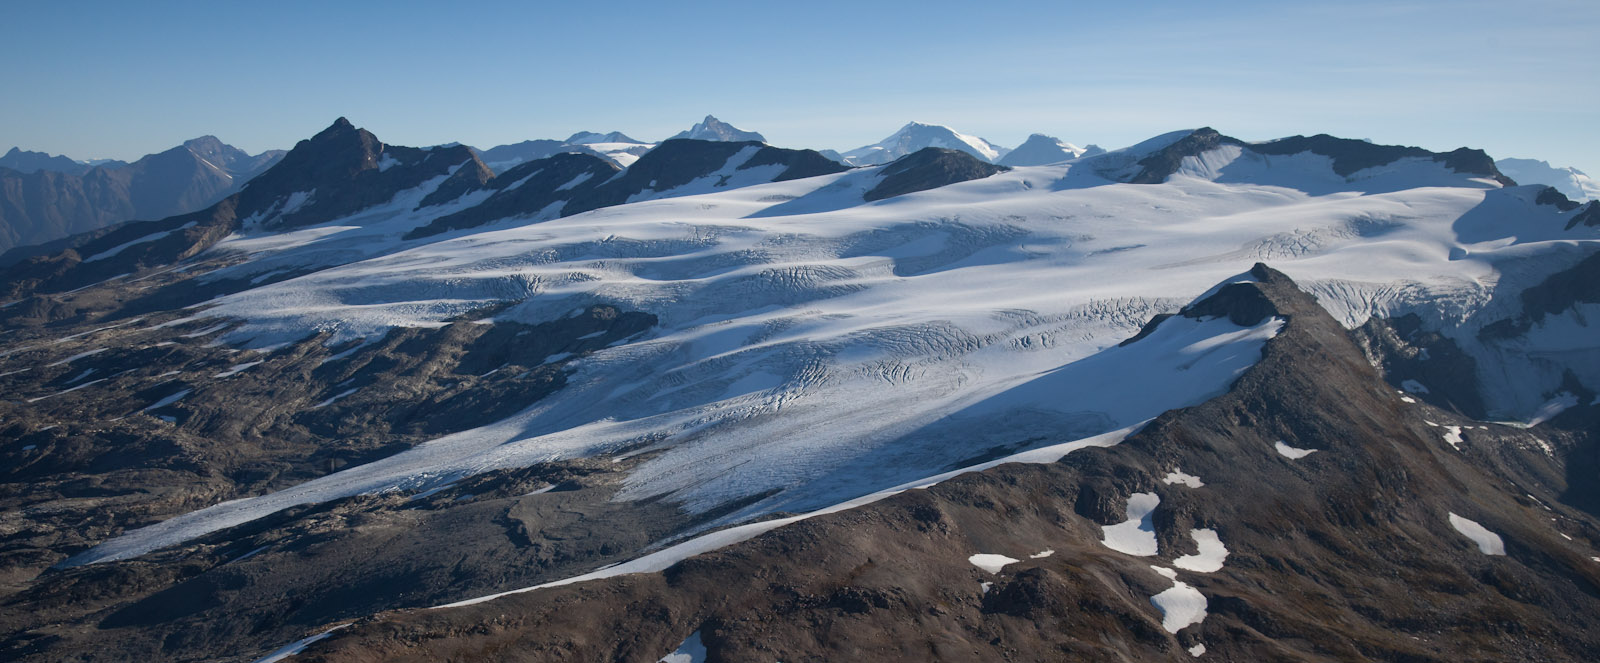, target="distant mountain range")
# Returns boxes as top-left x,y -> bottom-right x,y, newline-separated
467,116 -> 767,174
0,137 -> 285,255
11,122 -> 1594,261
0,147 -> 123,175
